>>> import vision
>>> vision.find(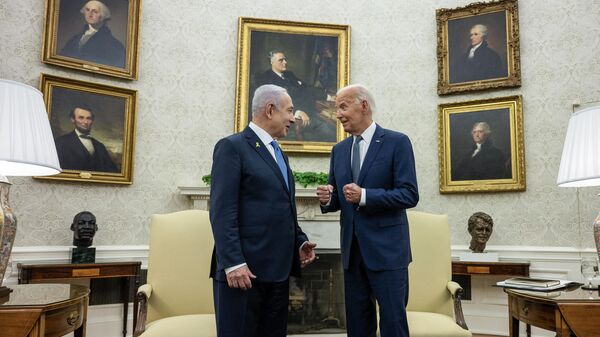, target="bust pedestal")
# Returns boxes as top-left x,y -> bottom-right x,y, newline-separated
71,247 -> 96,263
458,251 -> 499,262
